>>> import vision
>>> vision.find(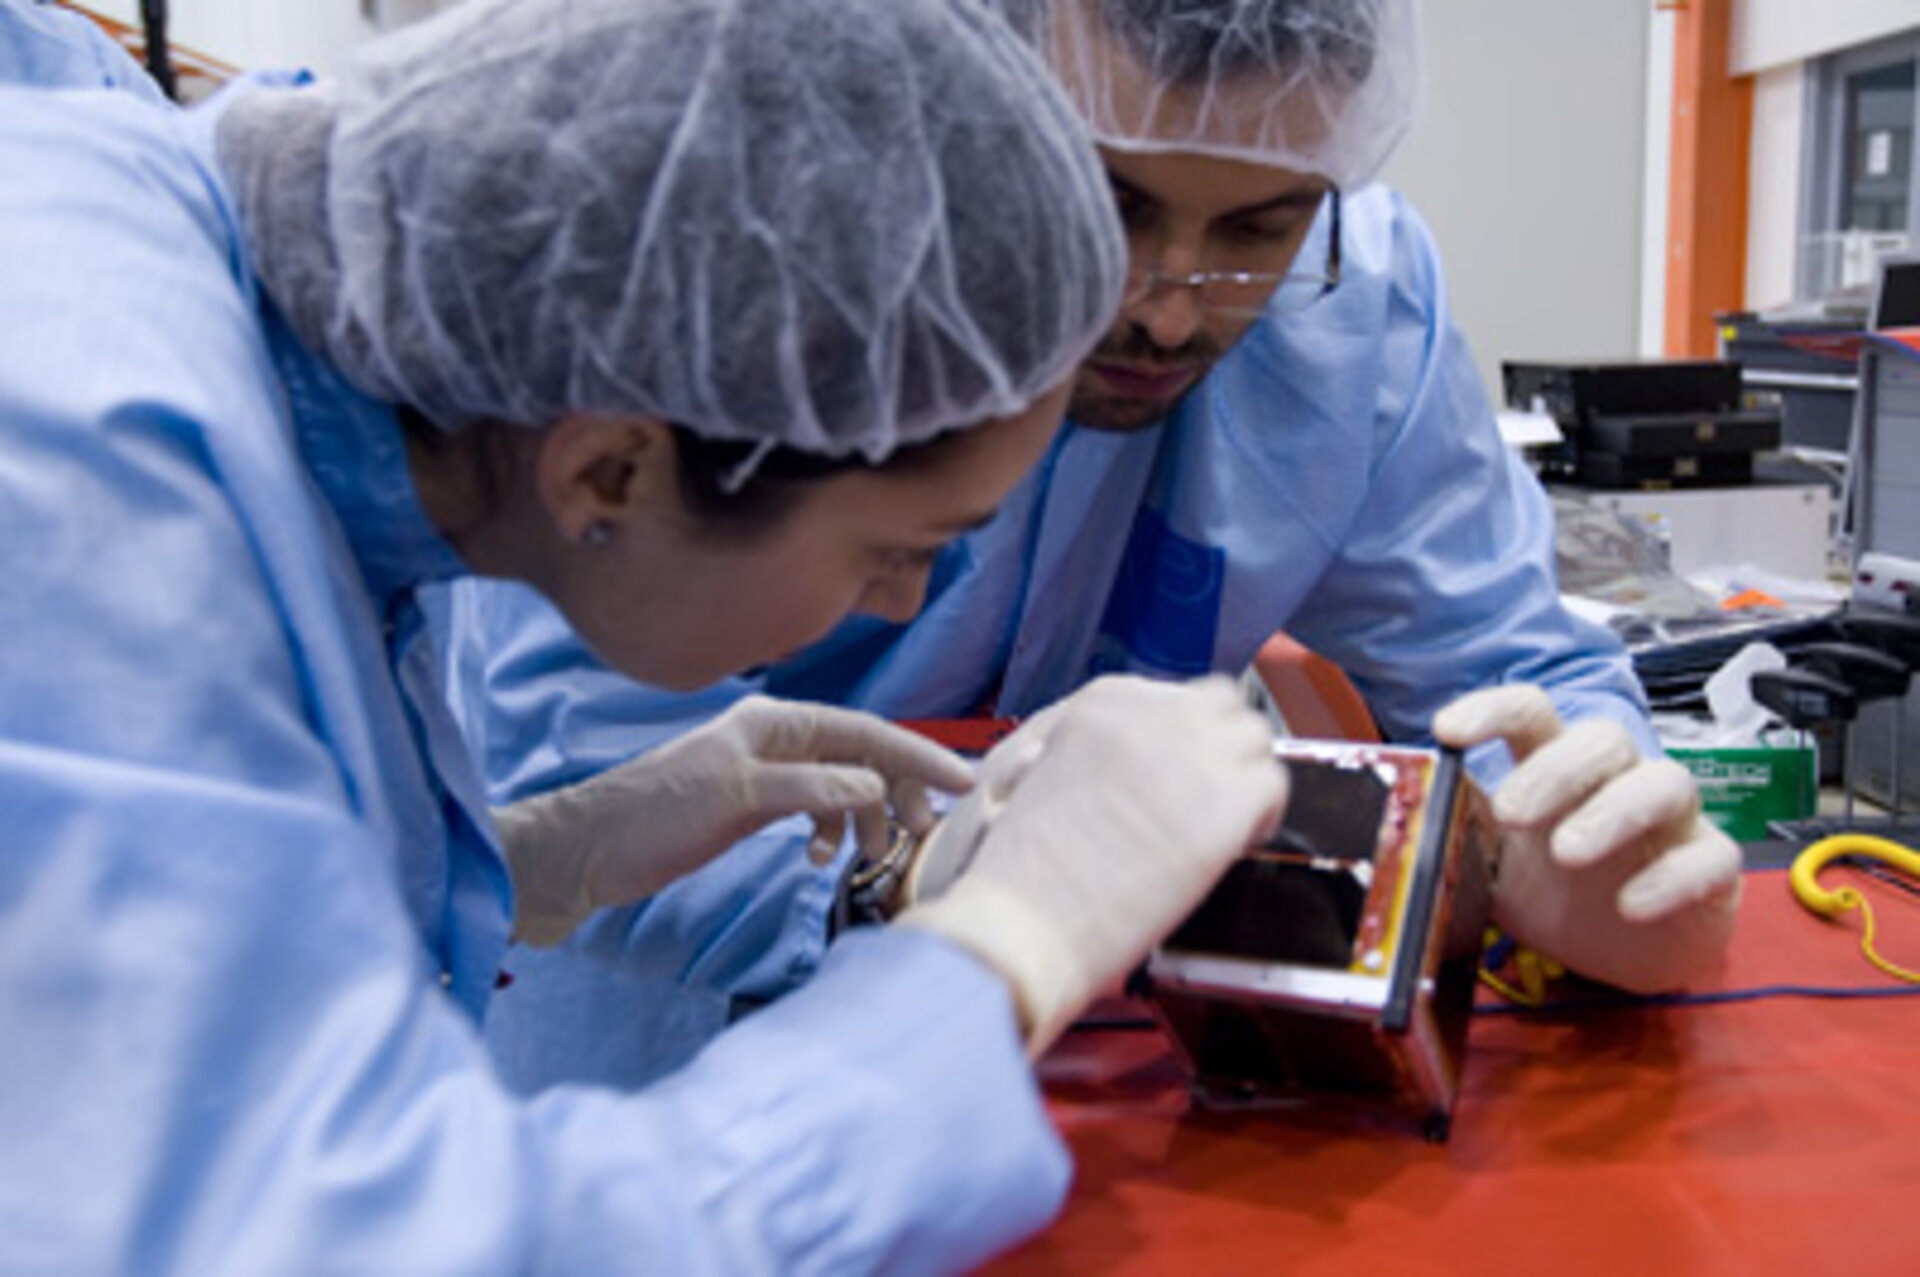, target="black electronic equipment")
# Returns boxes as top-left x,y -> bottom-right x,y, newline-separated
1502,359 -> 1781,491
1569,450 -> 1755,490
1504,359 -> 1743,425
1582,409 -> 1782,457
